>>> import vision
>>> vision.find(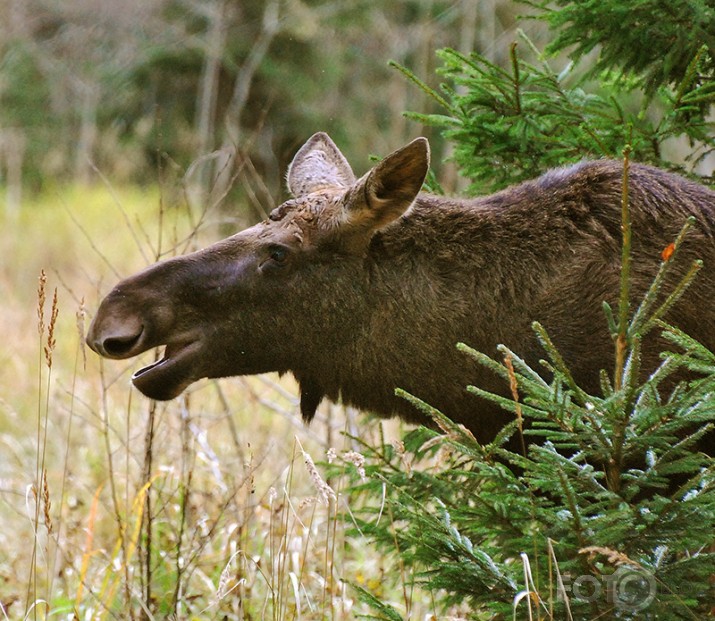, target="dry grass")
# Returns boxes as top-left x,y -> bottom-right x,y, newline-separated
0,183 -> 438,620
